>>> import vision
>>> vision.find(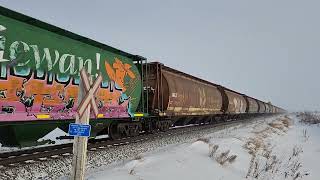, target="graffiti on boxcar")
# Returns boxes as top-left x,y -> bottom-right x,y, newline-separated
0,89 -> 7,98
105,58 -> 136,92
199,87 -> 206,107
0,24 -> 139,120
233,98 -> 245,113
15,78 -> 36,116
1,40 -> 95,81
